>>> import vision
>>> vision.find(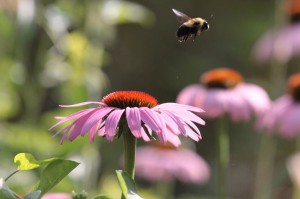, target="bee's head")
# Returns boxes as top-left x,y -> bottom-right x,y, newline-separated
201,21 -> 209,32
